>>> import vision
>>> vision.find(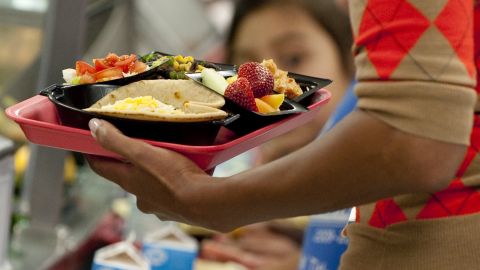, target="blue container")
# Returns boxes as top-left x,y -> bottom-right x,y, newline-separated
299,209 -> 352,270
91,241 -> 150,270
142,242 -> 197,270
92,264 -> 133,270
